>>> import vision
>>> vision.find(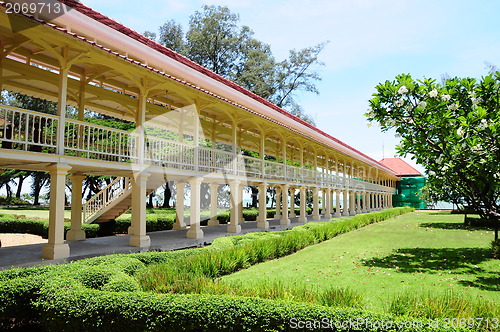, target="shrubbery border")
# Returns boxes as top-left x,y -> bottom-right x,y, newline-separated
2,208 -> 467,331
